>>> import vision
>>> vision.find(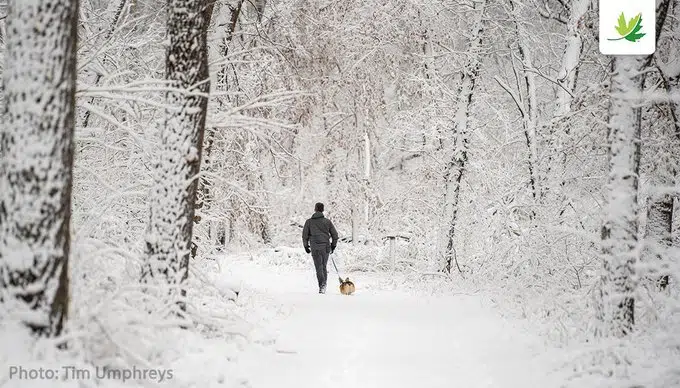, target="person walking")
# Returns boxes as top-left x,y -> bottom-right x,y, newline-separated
302,202 -> 339,293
